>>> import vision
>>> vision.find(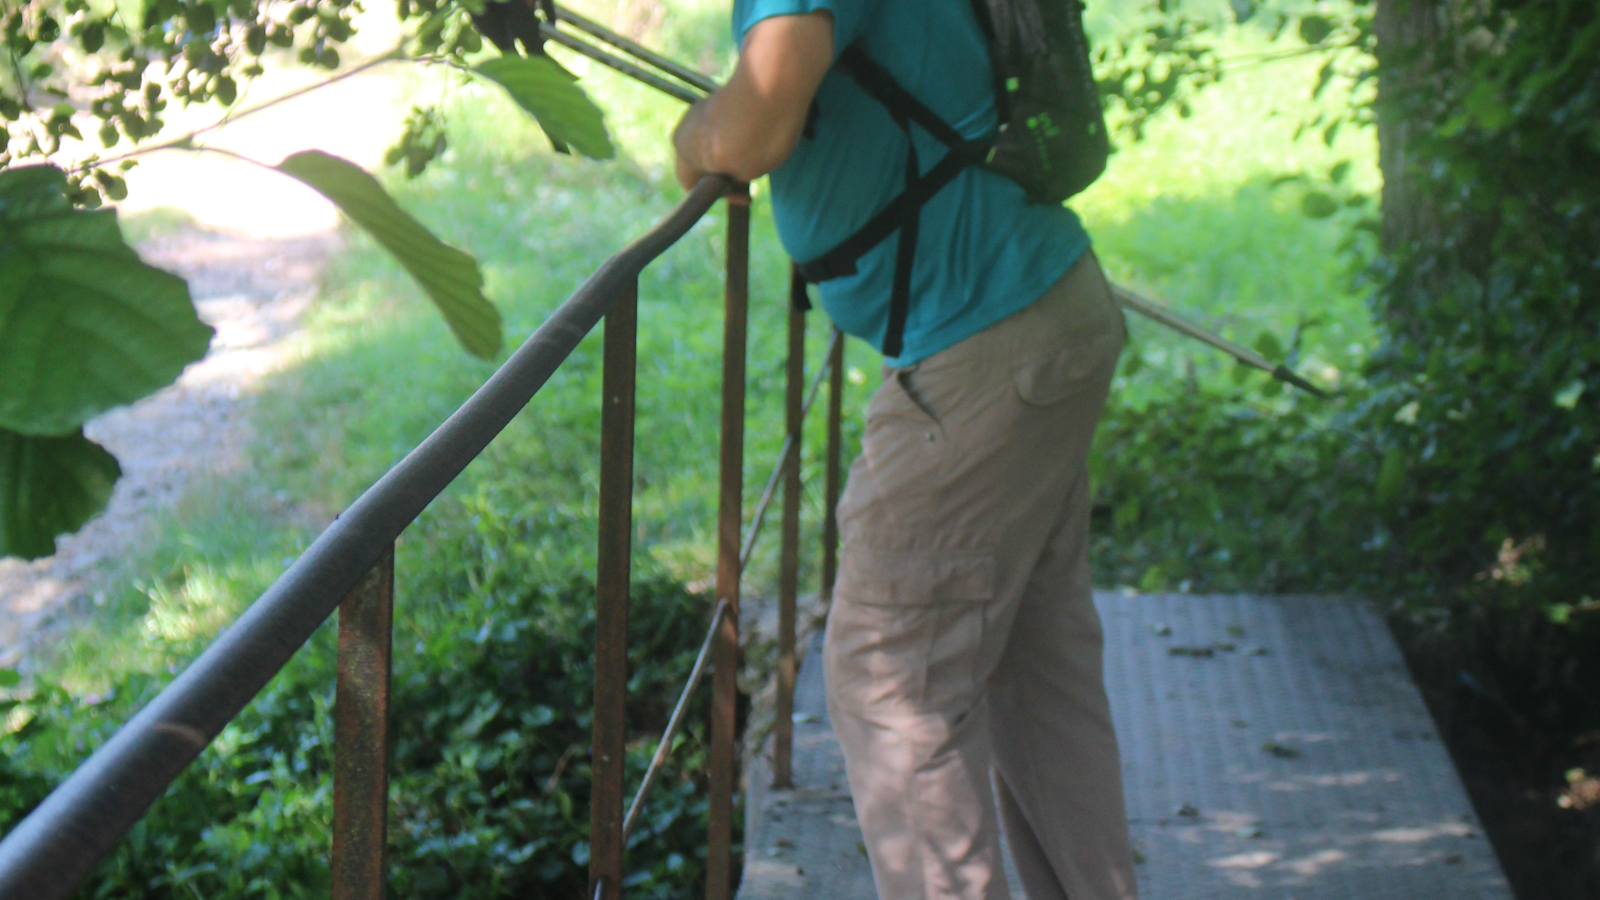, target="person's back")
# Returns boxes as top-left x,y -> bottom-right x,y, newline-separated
737,0 -> 1091,364
673,4 -> 1140,897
